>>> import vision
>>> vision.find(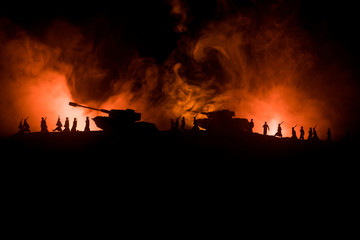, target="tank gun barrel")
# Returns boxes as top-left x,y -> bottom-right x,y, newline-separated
69,102 -> 110,114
